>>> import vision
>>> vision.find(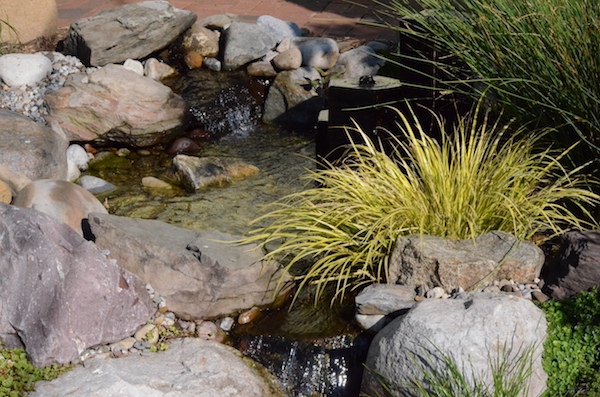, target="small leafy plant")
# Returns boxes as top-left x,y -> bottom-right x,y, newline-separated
540,288 -> 600,396
0,345 -> 72,396
244,105 -> 598,305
